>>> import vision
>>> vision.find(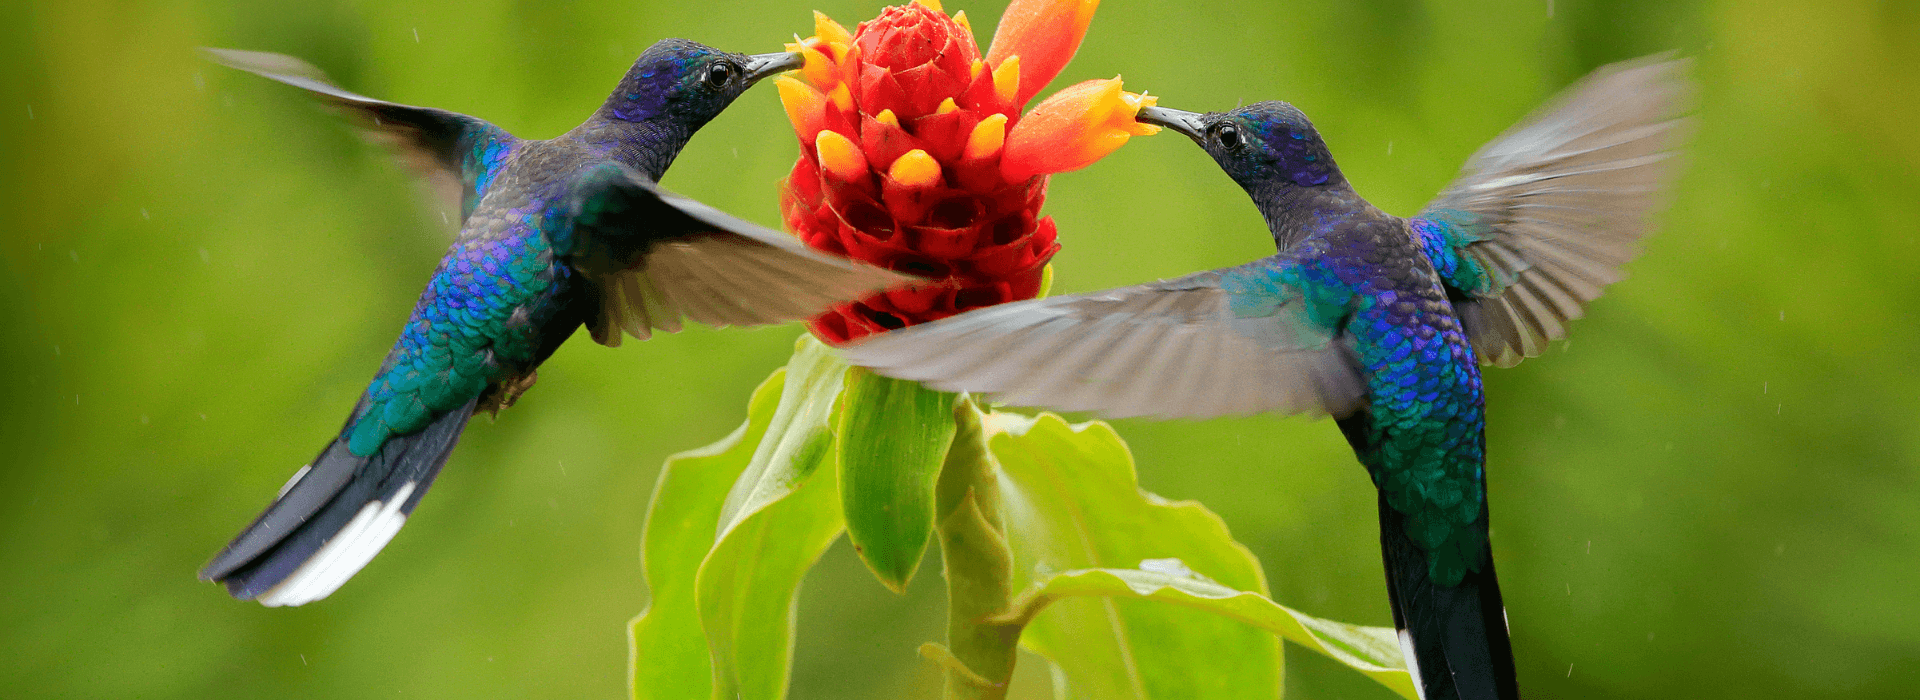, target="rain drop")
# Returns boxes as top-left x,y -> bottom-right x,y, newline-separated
199,248 -> 210,263
1387,141 -> 1393,155
69,249 -> 79,262
140,414 -> 150,425
413,28 -> 420,42
141,208 -> 150,220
